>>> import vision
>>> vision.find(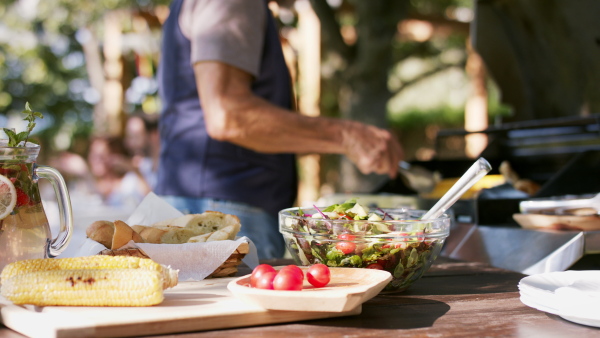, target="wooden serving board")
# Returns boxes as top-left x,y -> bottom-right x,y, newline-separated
0,277 -> 361,338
